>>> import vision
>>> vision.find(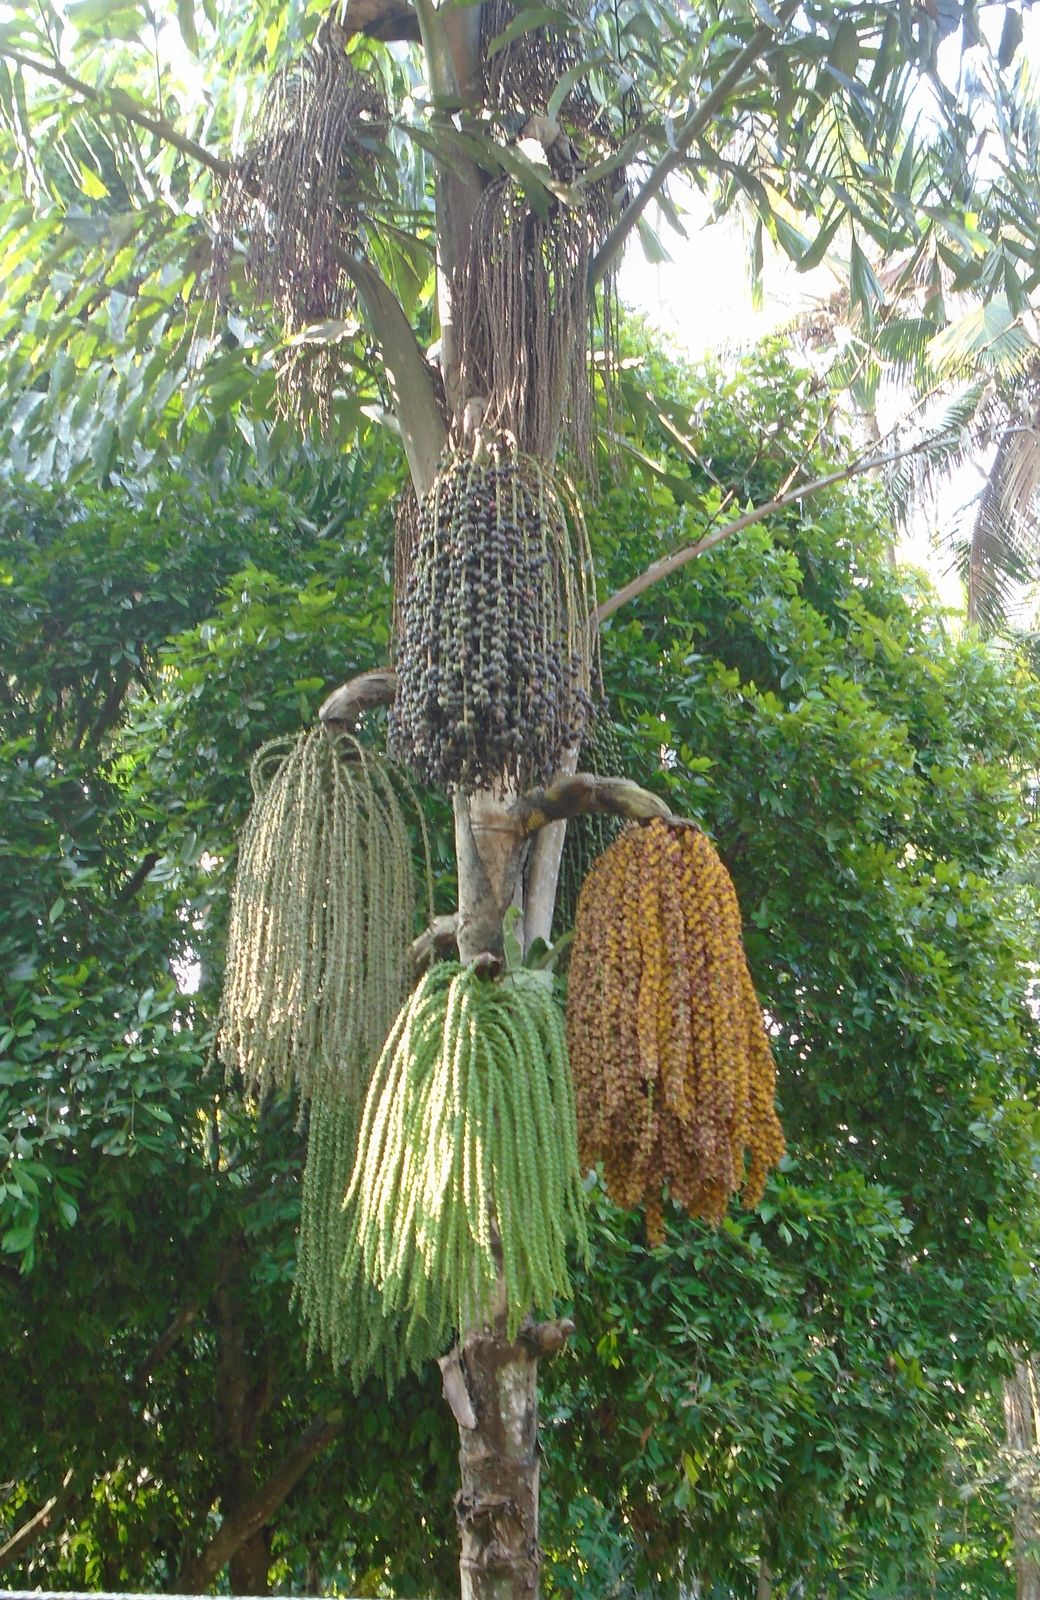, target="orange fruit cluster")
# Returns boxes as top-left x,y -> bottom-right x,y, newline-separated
566,818 -> 785,1242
